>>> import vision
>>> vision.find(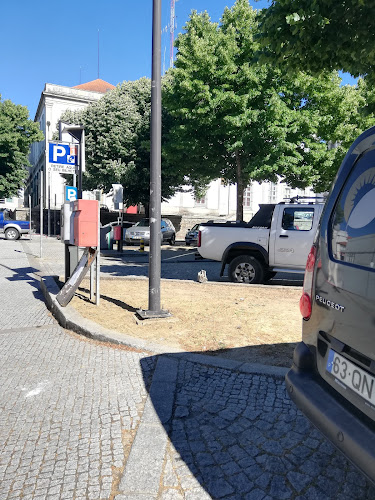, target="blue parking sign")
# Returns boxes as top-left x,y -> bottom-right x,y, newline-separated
49,142 -> 77,166
65,186 -> 78,202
